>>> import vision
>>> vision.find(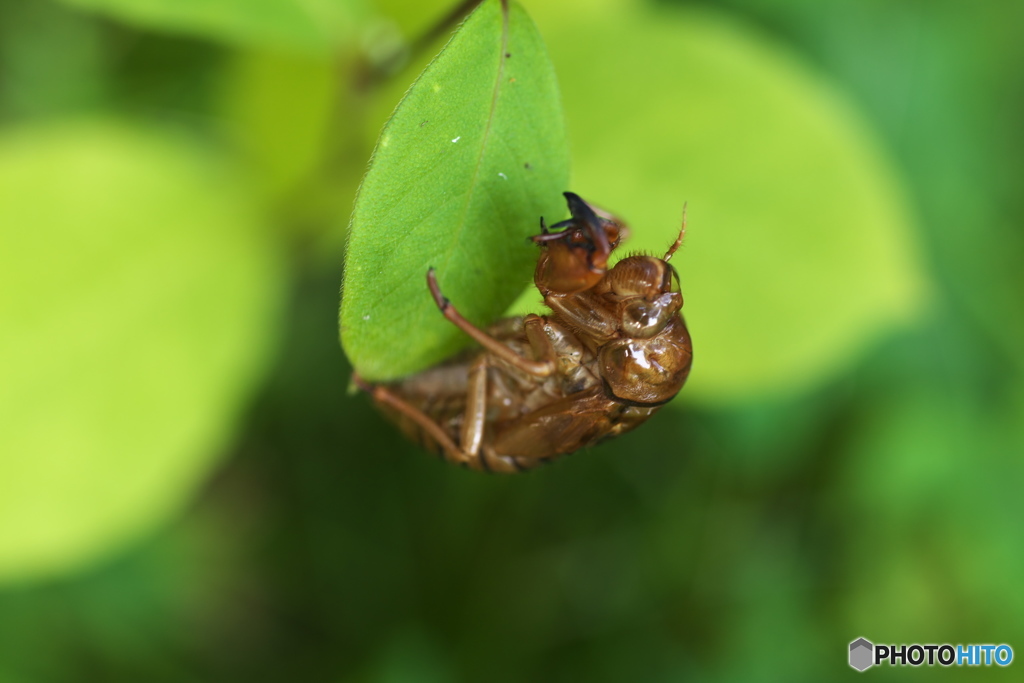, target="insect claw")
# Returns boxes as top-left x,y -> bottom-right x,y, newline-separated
562,192 -> 610,255
350,372 -> 373,394
426,268 -> 449,310
539,216 -> 548,234
562,191 -> 585,208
